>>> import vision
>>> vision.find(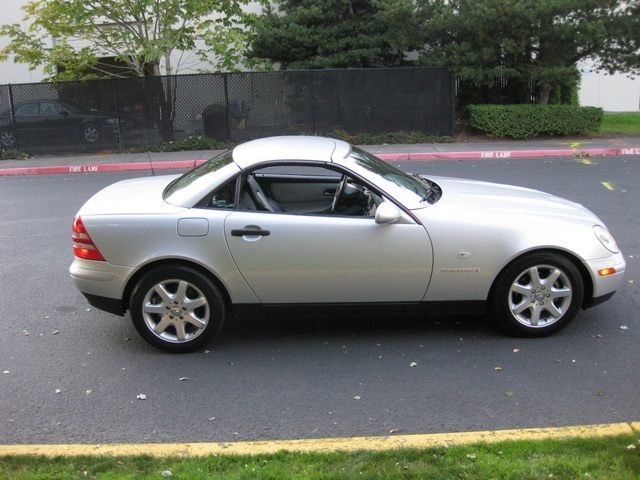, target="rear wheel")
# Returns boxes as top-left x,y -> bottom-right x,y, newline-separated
130,266 -> 225,353
489,253 -> 584,337
1,130 -> 15,148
